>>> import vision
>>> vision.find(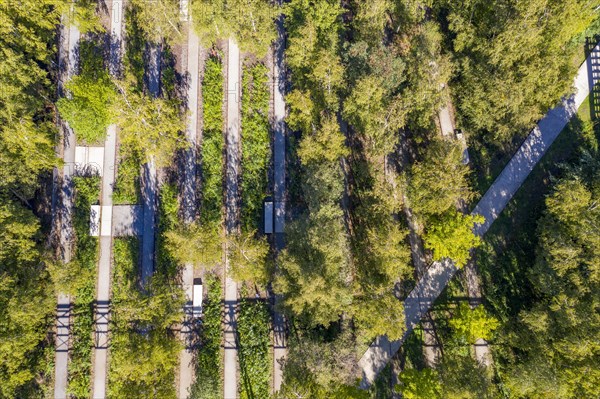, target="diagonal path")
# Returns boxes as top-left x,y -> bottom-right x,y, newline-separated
359,42 -> 600,388
53,13 -> 80,399
91,1 -> 123,397
224,37 -> 241,399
